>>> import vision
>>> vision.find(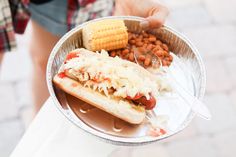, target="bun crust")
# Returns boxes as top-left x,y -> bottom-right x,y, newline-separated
53,75 -> 146,124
